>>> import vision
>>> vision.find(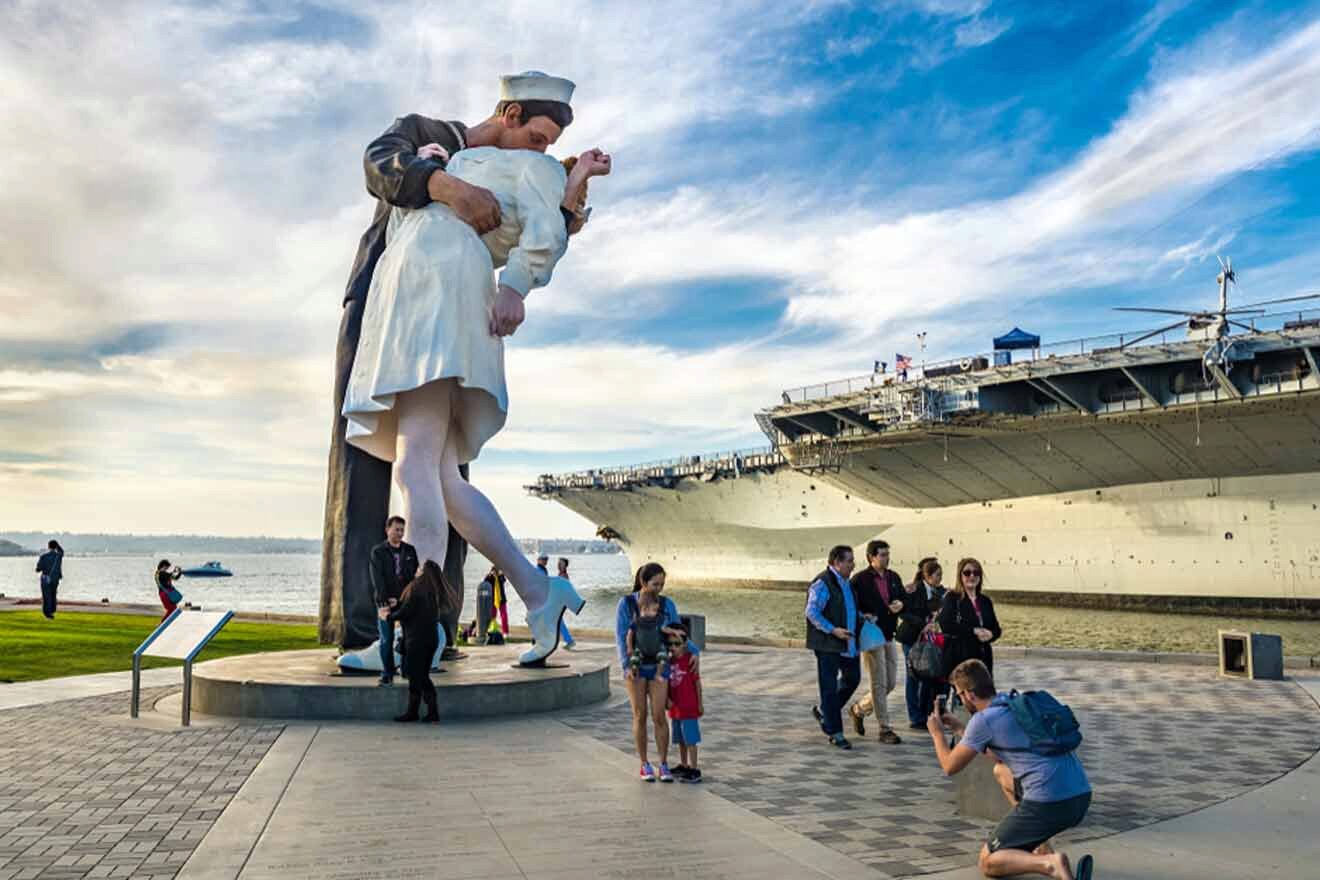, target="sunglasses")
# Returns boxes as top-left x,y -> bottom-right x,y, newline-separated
961,569 -> 981,577
667,640 -> 685,647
